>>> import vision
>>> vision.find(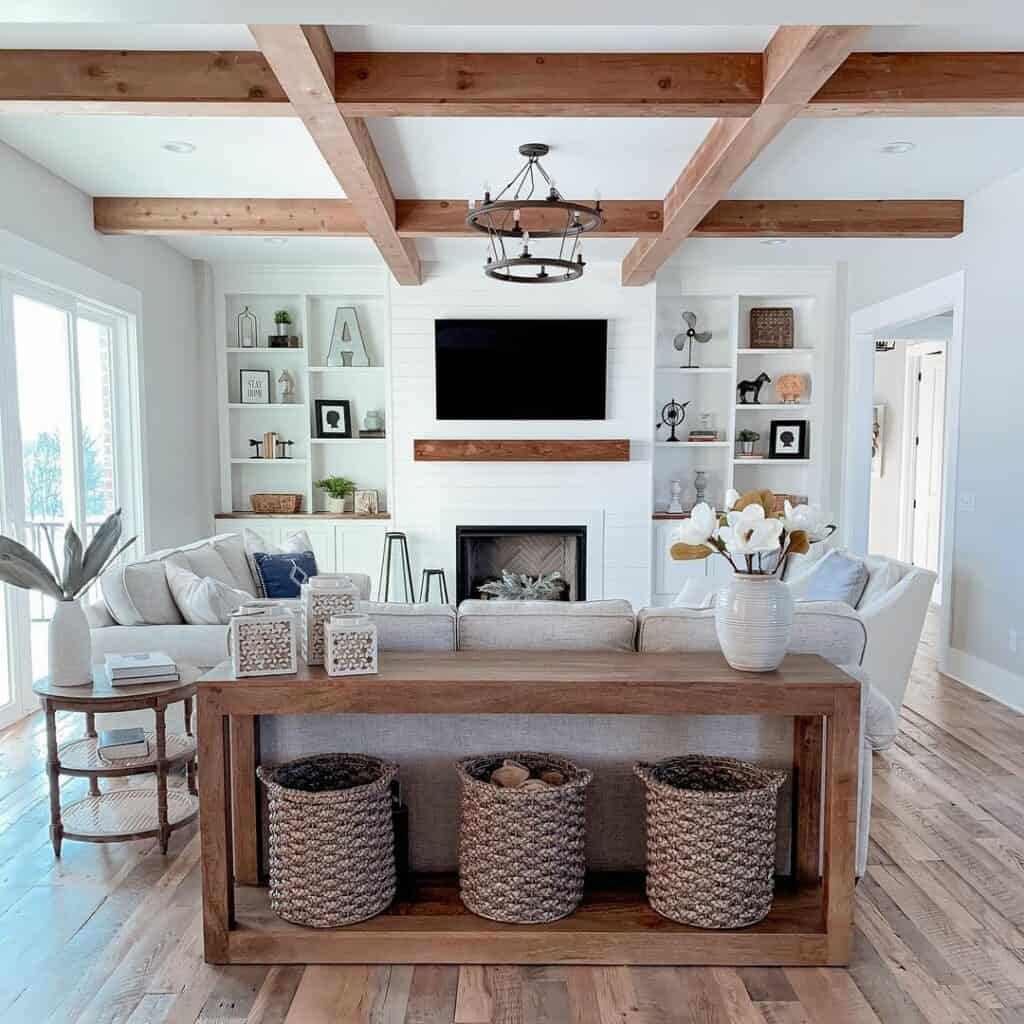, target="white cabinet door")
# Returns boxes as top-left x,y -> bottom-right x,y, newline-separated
300,524 -> 336,572
336,525 -> 388,585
